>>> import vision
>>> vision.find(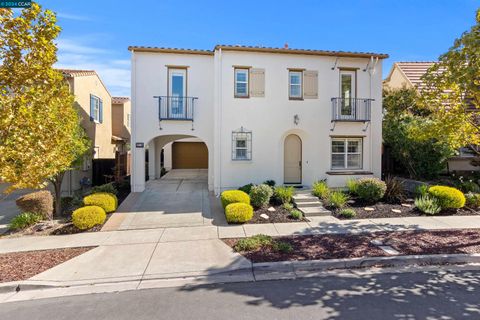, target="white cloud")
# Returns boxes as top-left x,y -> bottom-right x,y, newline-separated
56,12 -> 90,21
56,37 -> 130,97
